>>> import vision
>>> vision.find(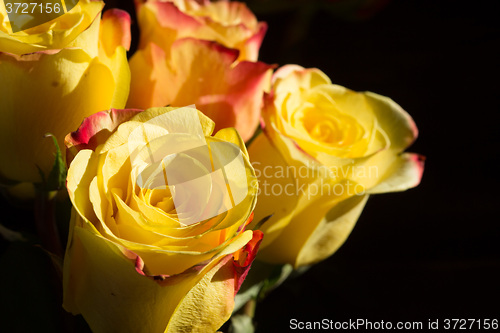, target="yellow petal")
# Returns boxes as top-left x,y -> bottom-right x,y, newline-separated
63,214 -> 202,332
272,65 -> 331,92
127,42 -> 169,109
0,48 -> 116,182
295,194 -> 369,267
166,256 -> 235,333
99,9 -> 131,57
0,0 -> 104,55
367,152 -> 425,194
364,91 -> 418,152
63,216 -> 253,332
100,107 -> 215,155
247,133 -> 298,249
214,127 -> 249,159
98,9 -> 131,108
66,149 -> 100,226
256,176 -> 364,266
99,46 -> 130,110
